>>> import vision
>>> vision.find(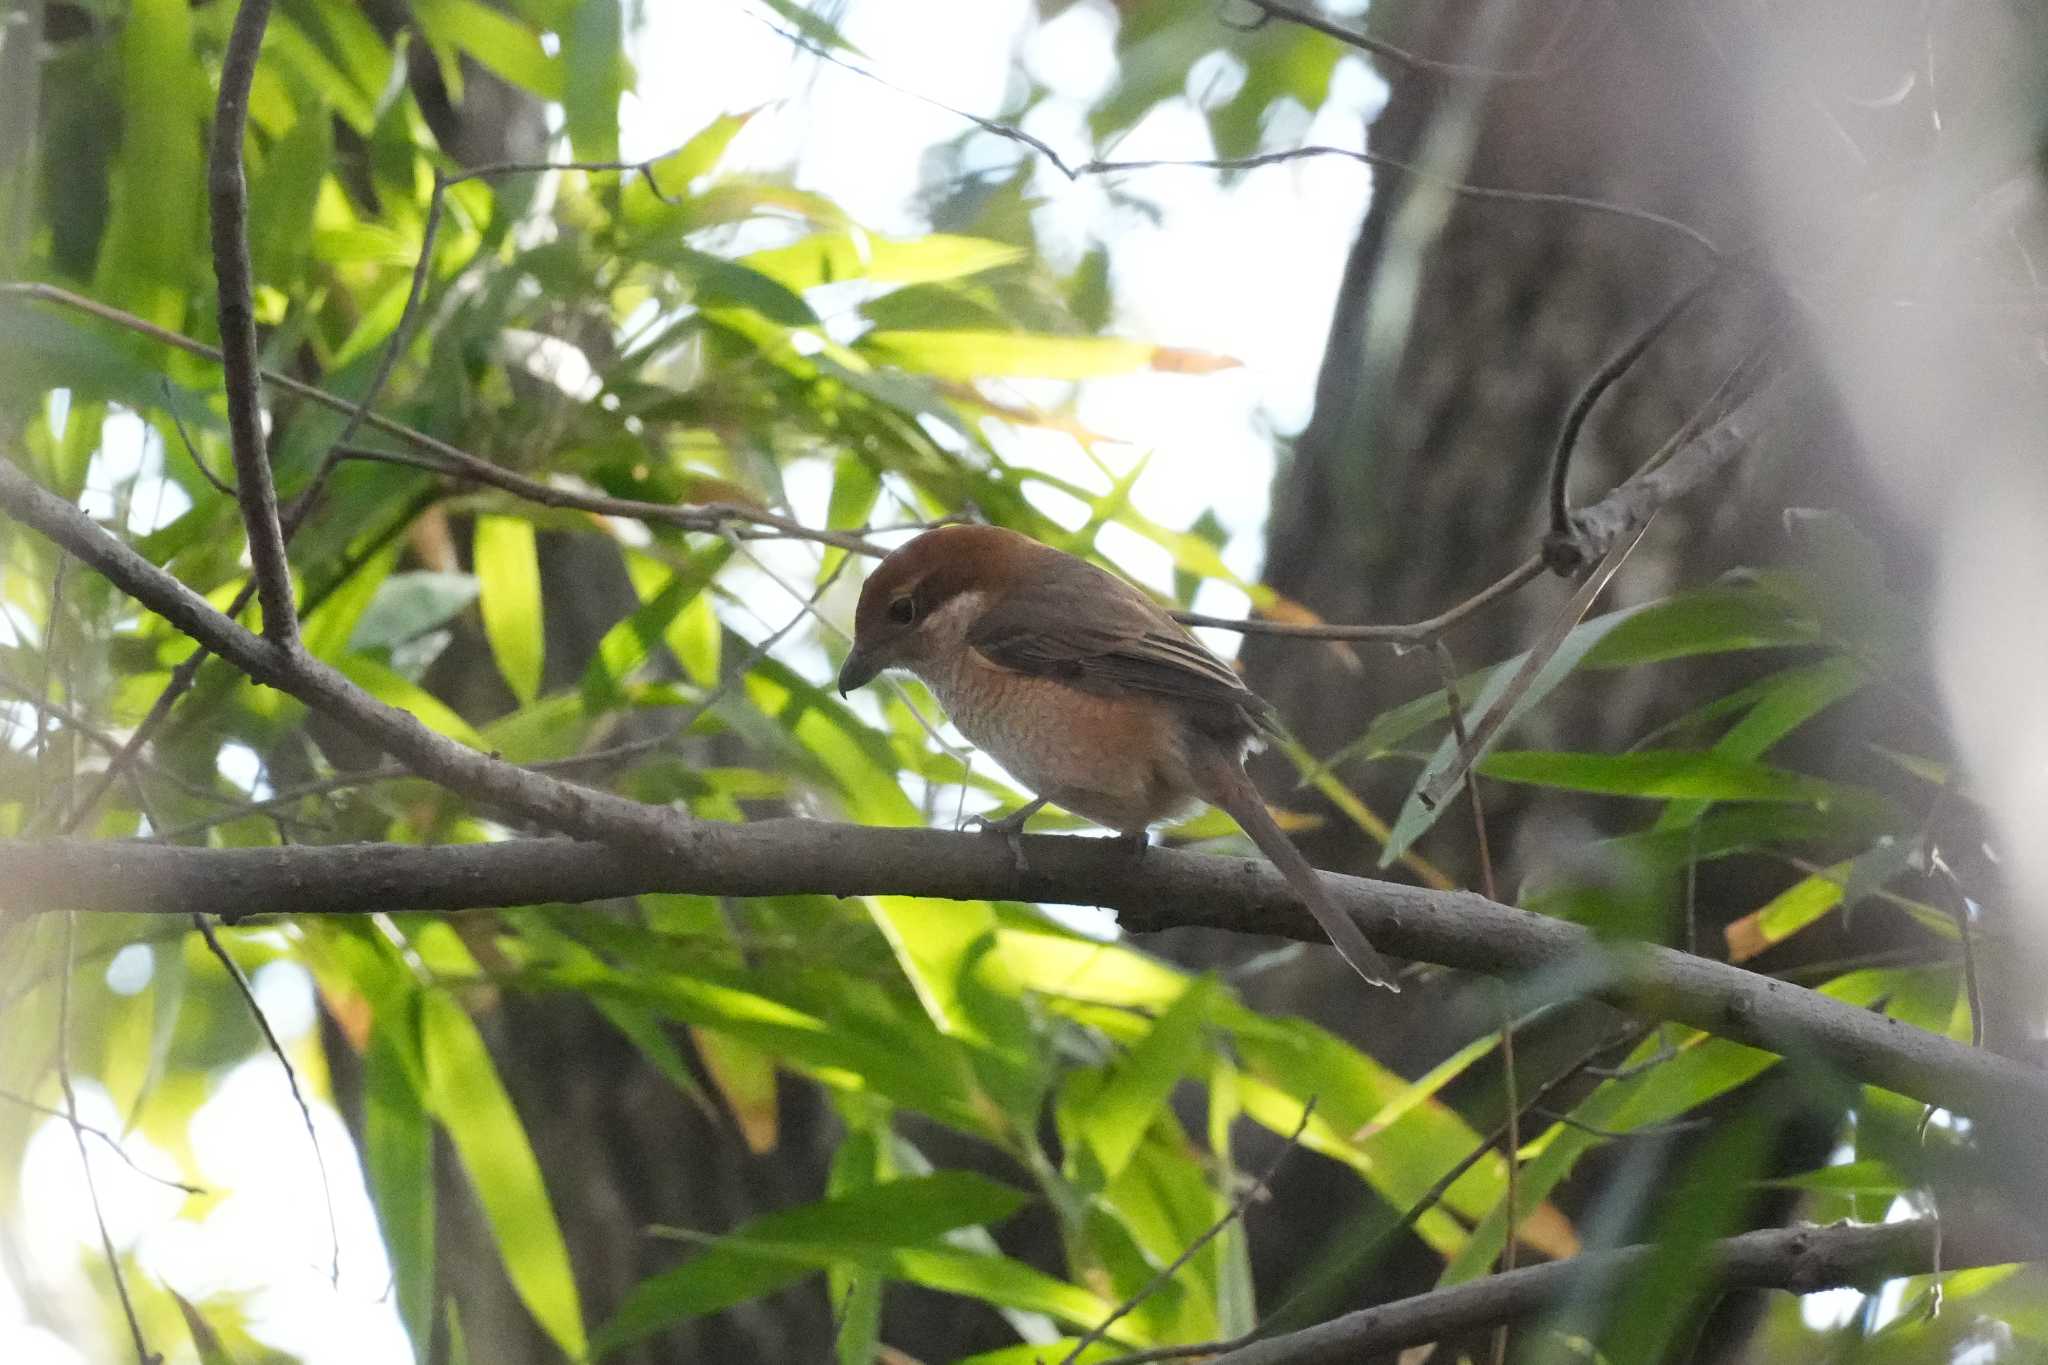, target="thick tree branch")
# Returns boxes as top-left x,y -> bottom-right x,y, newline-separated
1203,1216 -> 2042,1365
3,830 -> 2044,1131
206,0 -> 296,647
